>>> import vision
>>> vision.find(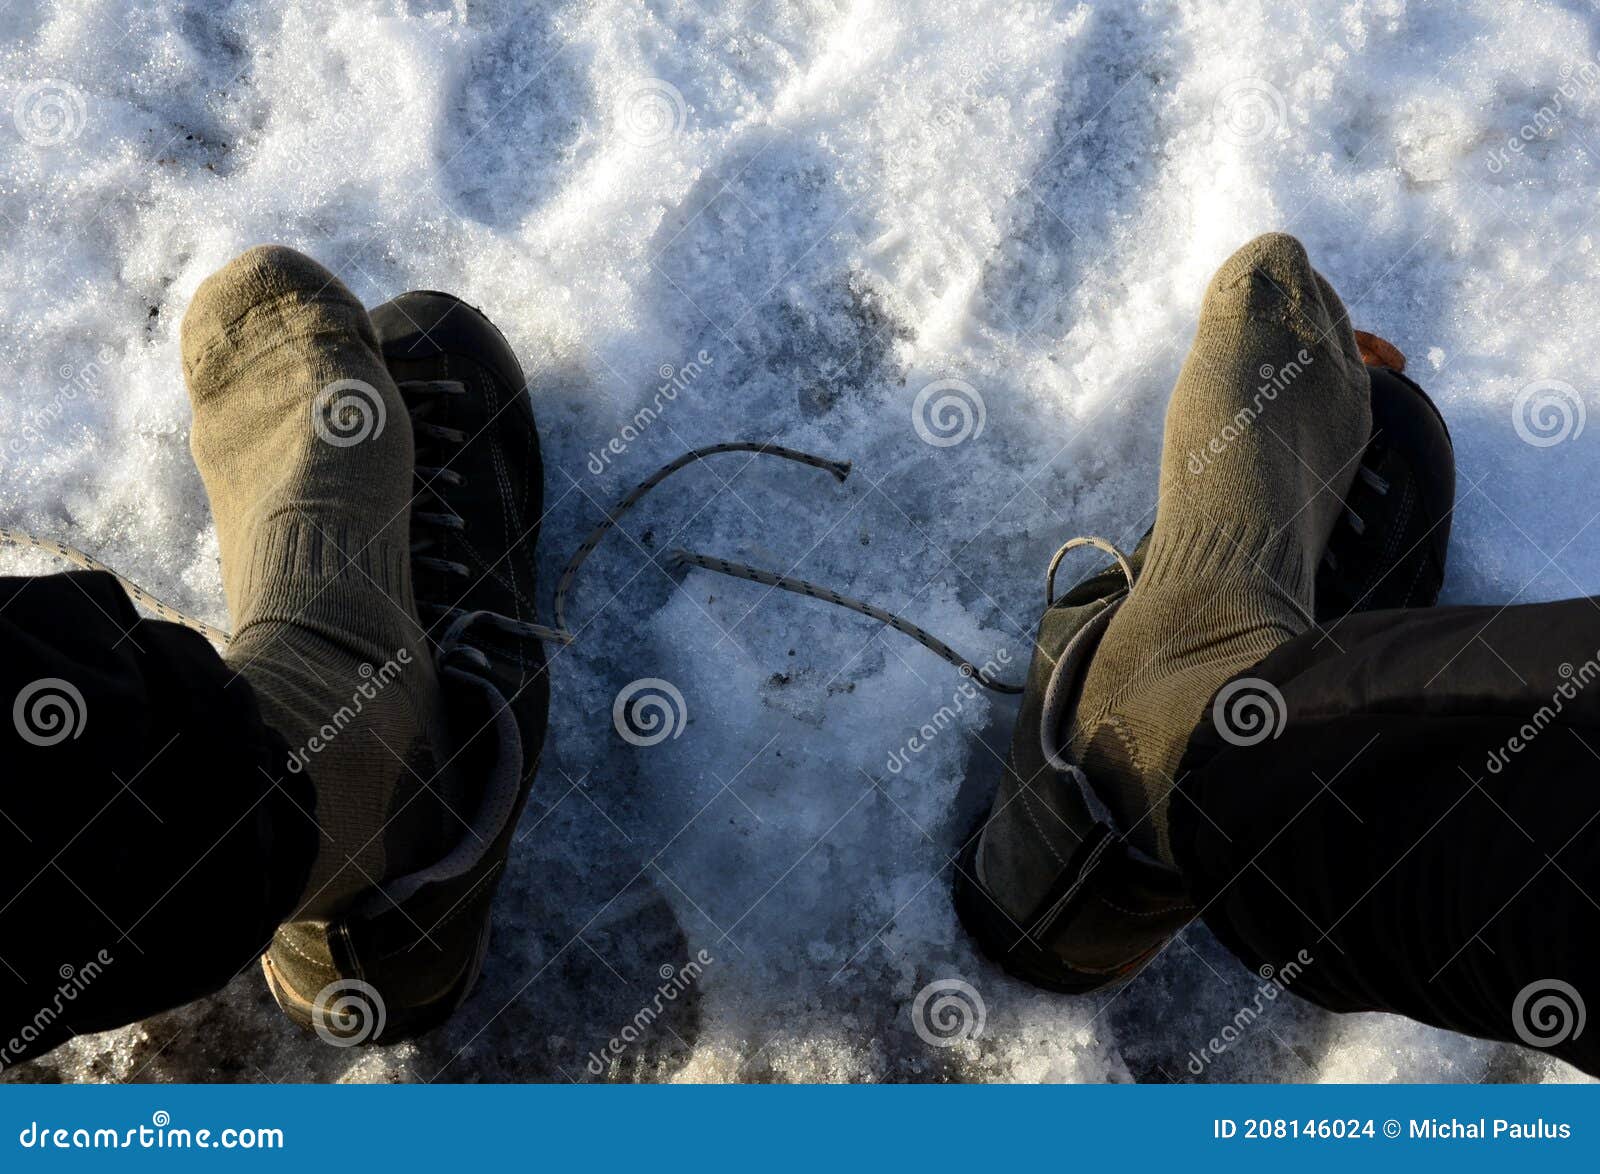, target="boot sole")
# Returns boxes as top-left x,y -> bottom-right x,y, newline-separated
261,916 -> 492,1044
952,824 -> 1158,995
